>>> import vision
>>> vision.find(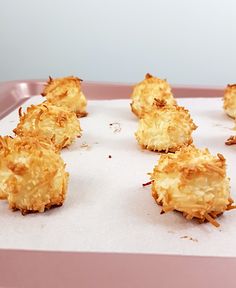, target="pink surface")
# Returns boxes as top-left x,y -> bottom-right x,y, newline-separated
1,250 -> 236,288
0,80 -> 231,288
0,79 -> 224,119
